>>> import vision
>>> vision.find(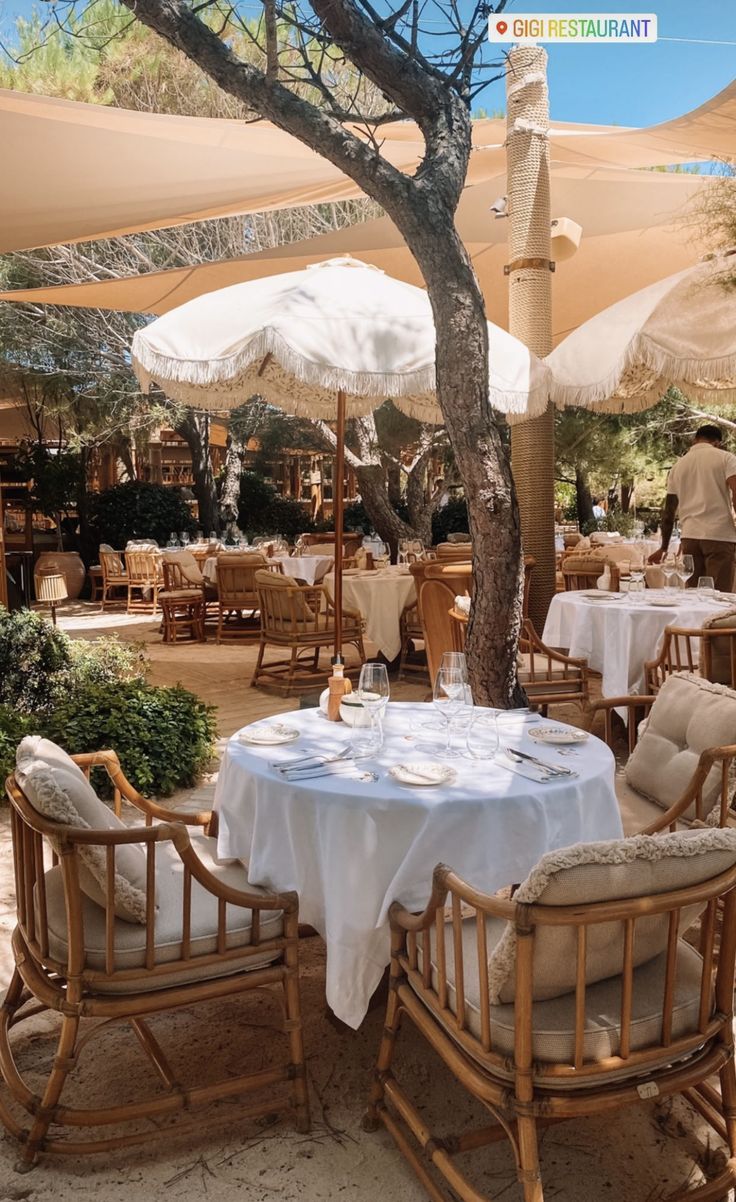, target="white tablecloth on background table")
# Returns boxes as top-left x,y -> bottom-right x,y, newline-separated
323,566 -> 416,660
543,588 -> 736,699
214,703 -> 621,1027
271,555 -> 334,586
